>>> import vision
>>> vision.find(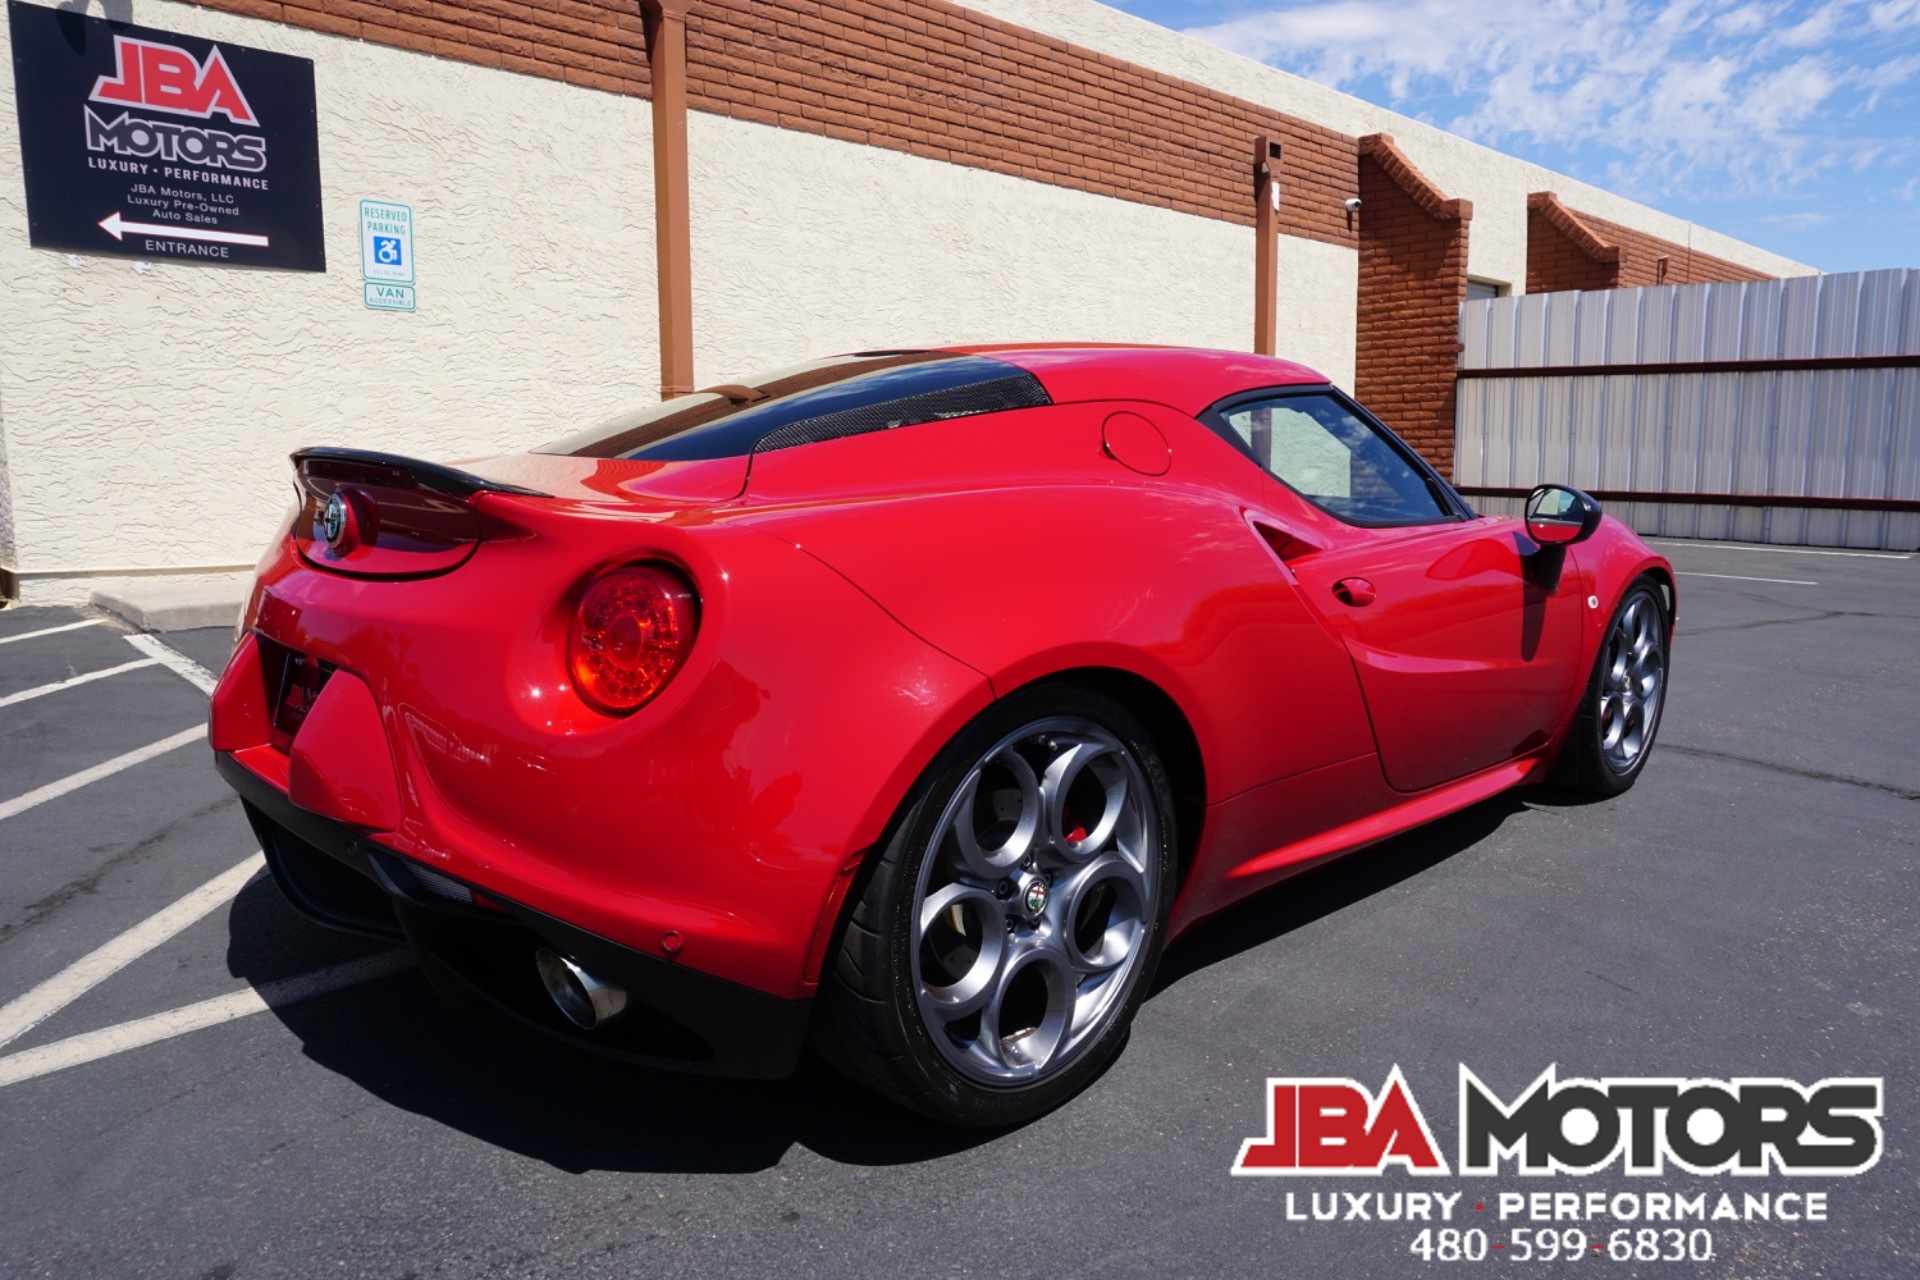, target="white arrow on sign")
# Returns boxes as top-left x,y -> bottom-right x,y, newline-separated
97,212 -> 269,248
